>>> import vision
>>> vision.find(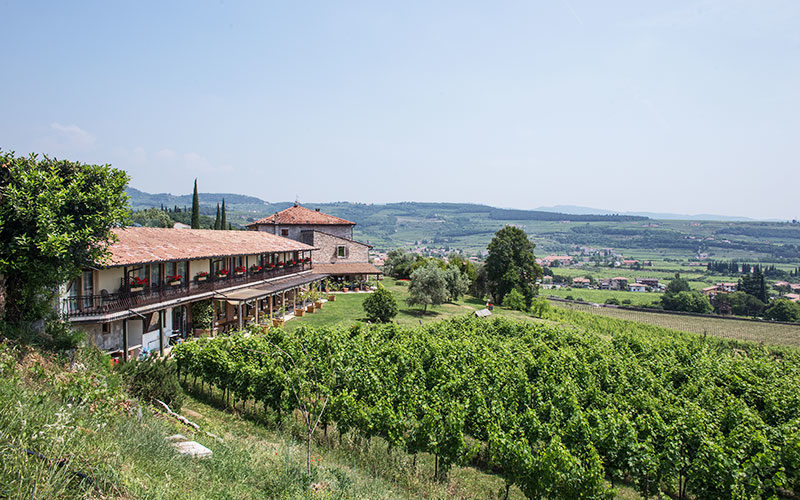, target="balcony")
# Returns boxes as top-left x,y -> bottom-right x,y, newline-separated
62,262 -> 312,319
